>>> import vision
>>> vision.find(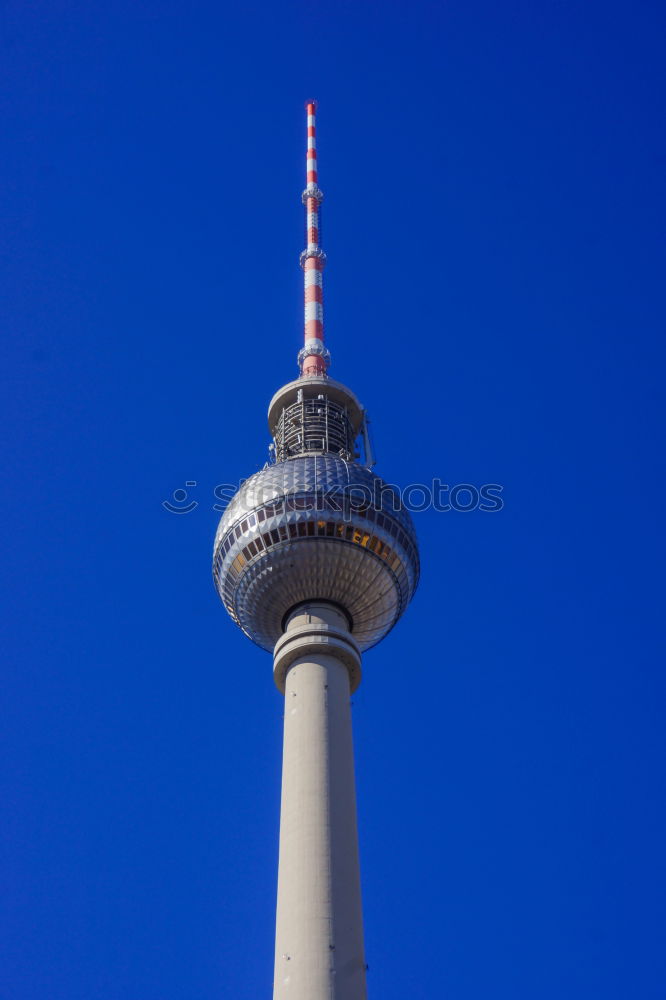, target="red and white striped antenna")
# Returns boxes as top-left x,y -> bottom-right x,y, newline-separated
298,100 -> 330,377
